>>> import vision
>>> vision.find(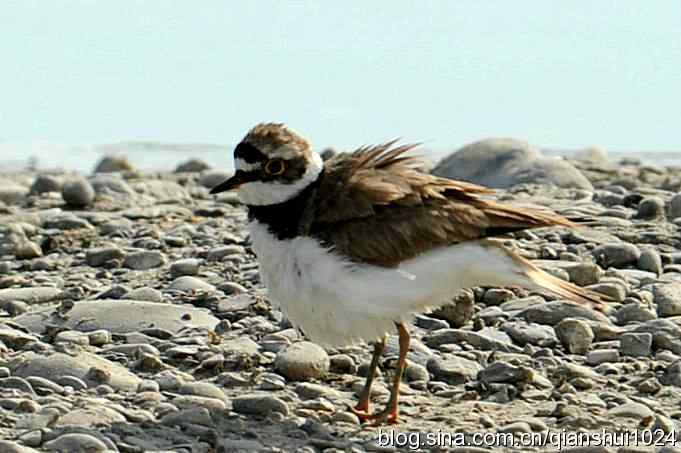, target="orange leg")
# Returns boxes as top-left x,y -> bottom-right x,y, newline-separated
350,336 -> 385,419
353,322 -> 410,425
